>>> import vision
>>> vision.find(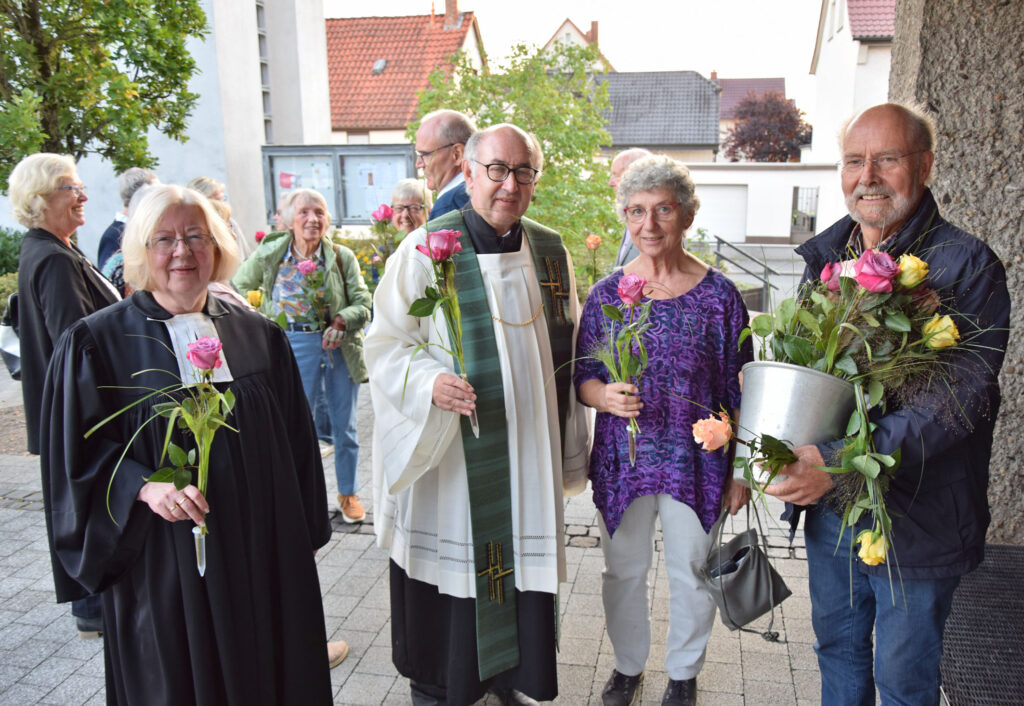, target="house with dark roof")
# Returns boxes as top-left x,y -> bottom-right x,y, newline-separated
598,71 -> 721,161
806,0 -> 894,161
